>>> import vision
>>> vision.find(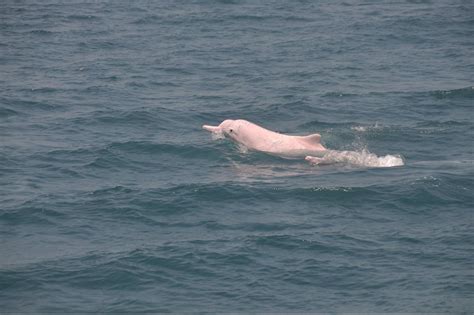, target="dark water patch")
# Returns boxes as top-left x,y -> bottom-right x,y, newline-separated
27,87 -> 59,94
397,173 -> 473,211
431,86 -> 474,99
319,88 -> 474,102
226,13 -> 314,23
0,205 -> 67,227
416,120 -> 470,128
251,234 -> 334,253
66,14 -> 100,21
76,39 -> 128,52
28,29 -> 55,36
1,97 -> 61,112
148,80 -> 180,87
107,141 -> 226,161
69,109 -> 179,131
0,106 -> 20,118
321,91 -> 360,98
83,149 -> 141,171
132,15 -> 162,25
96,110 -> 157,125
227,14 -> 273,22
202,221 -> 312,233
34,147 -> 104,166
157,67 -> 196,76
142,182 -> 381,207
